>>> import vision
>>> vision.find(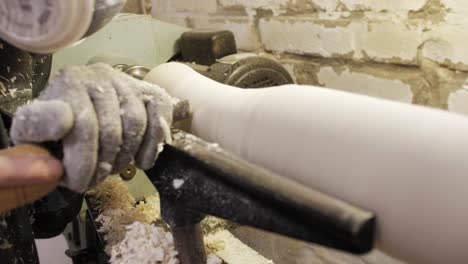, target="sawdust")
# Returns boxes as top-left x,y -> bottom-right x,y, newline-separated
88,177 -> 229,264
202,216 -> 235,235
206,230 -> 274,264
206,237 -> 226,253
87,177 -> 163,253
87,176 -> 136,211
109,222 -> 179,264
